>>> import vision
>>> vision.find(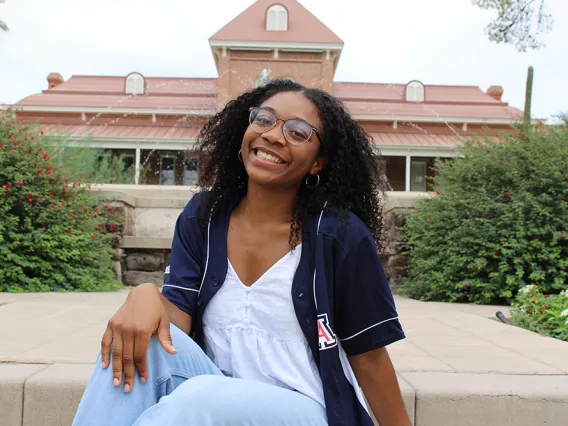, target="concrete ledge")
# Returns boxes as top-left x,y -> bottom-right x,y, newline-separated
122,236 -> 173,249
88,189 -> 136,207
383,191 -> 431,210
134,197 -> 189,208
3,363 -> 568,426
399,374 -> 416,425
0,364 -> 48,426
400,372 -> 568,426
89,184 -> 198,199
23,363 -> 93,426
1,363 -> 414,426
